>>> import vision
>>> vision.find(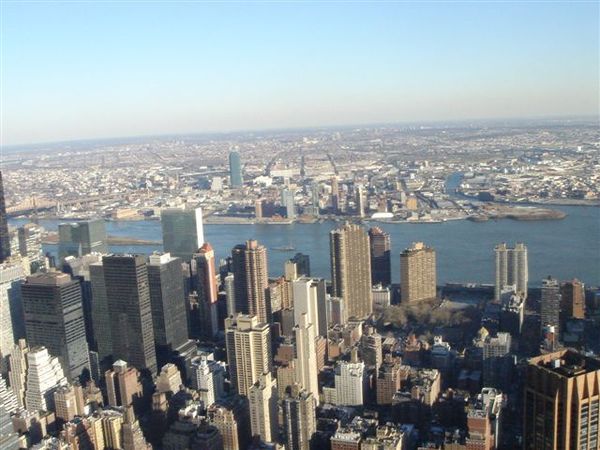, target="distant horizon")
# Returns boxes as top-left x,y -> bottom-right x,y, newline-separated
2,113 -> 598,152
